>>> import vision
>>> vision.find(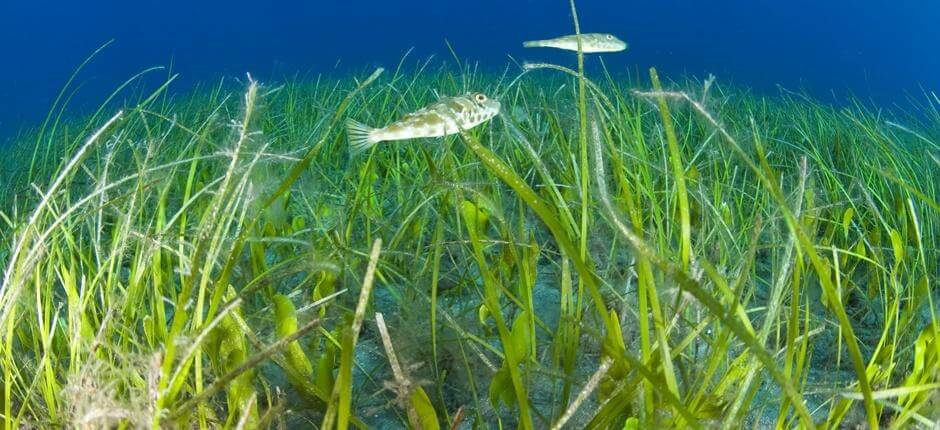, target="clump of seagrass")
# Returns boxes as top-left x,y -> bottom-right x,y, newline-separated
629,82 -> 880,429
587,82 -> 821,427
